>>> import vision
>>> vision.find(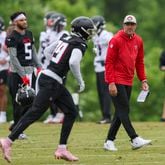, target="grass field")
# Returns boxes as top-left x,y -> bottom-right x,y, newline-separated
0,122 -> 165,165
